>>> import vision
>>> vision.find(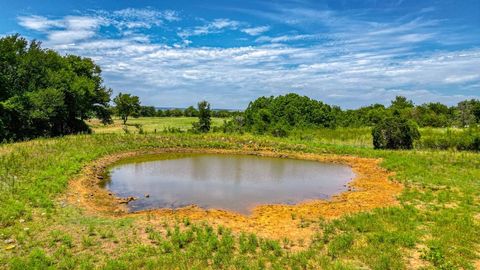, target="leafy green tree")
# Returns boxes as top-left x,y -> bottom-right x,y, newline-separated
456,100 -> 479,127
390,96 -> 414,110
194,101 -> 211,132
113,93 -> 140,125
473,102 -> 480,124
0,34 -> 111,140
372,115 -> 421,150
244,93 -> 336,134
